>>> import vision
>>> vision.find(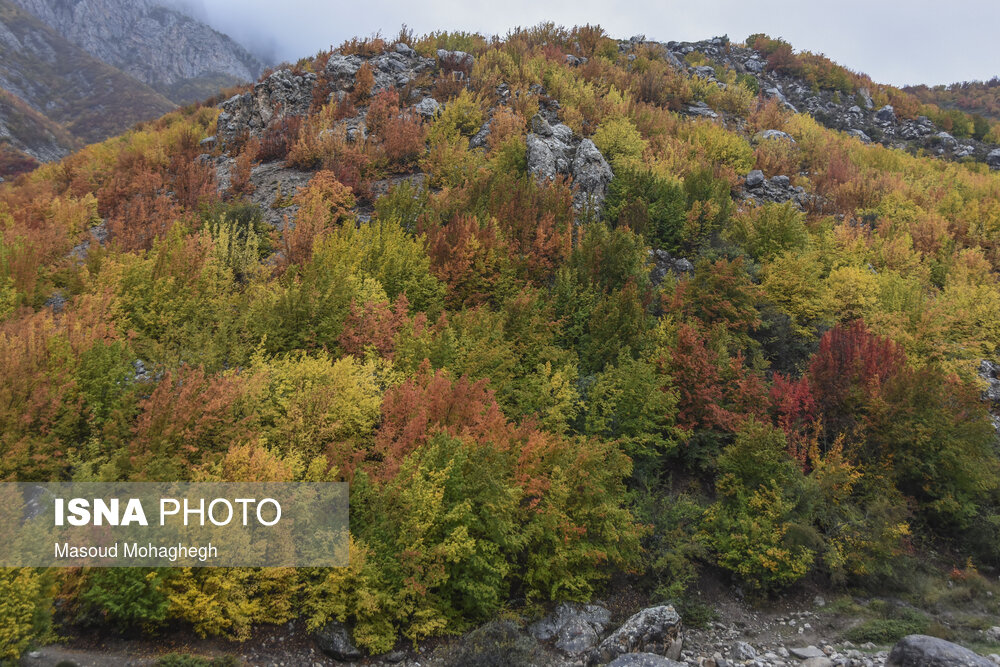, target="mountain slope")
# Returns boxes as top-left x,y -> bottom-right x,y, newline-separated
0,0 -> 176,145
10,0 -> 265,104
0,85 -> 78,165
